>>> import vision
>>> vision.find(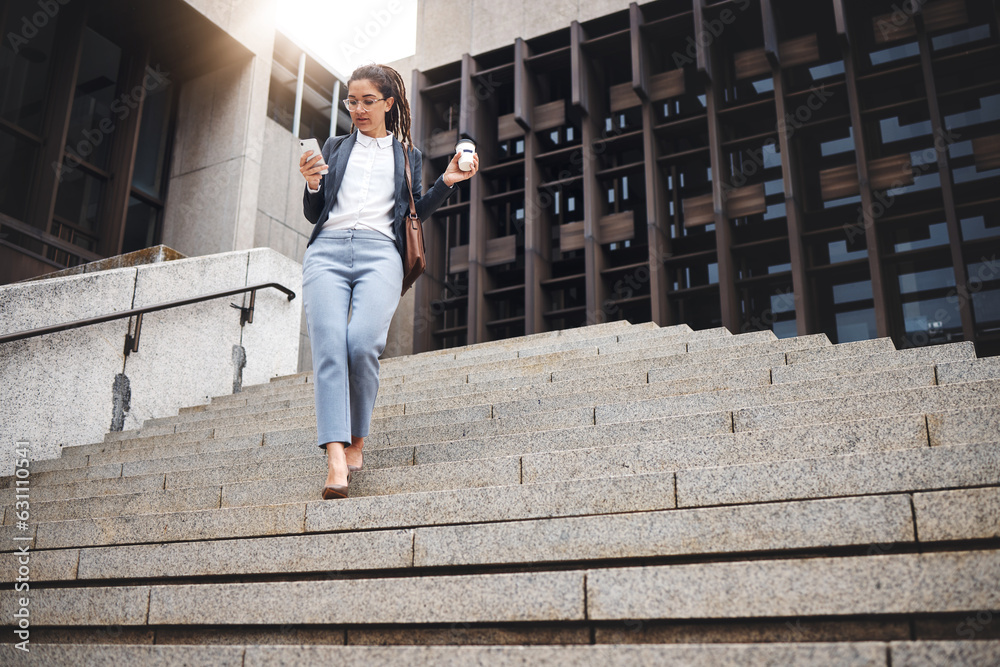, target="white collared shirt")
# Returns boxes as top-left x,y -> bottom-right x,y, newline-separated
311,132 -> 396,240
